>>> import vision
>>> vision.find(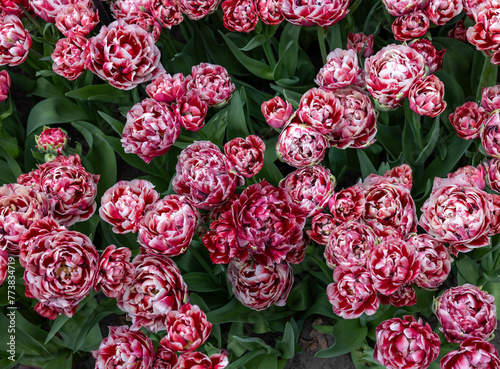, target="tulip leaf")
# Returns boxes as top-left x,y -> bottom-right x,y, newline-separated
226,89 -> 250,140
65,84 -> 128,103
413,117 -> 440,166
276,323 -> 296,359
219,31 -> 274,80
357,149 -> 377,179
183,272 -> 223,292
456,255 -> 480,285
27,97 -> 90,136
315,319 -> 367,358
